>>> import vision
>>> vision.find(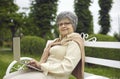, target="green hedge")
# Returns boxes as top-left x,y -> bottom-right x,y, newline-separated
85,34 -> 120,60
21,36 -> 46,55
88,34 -> 117,41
